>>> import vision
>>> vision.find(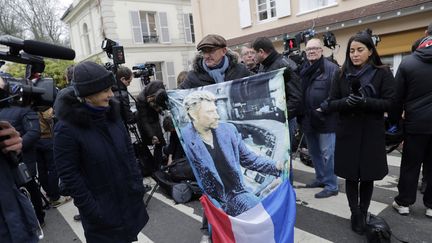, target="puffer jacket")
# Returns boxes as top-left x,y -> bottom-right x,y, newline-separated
391,45 -> 432,134
53,87 -> 148,243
